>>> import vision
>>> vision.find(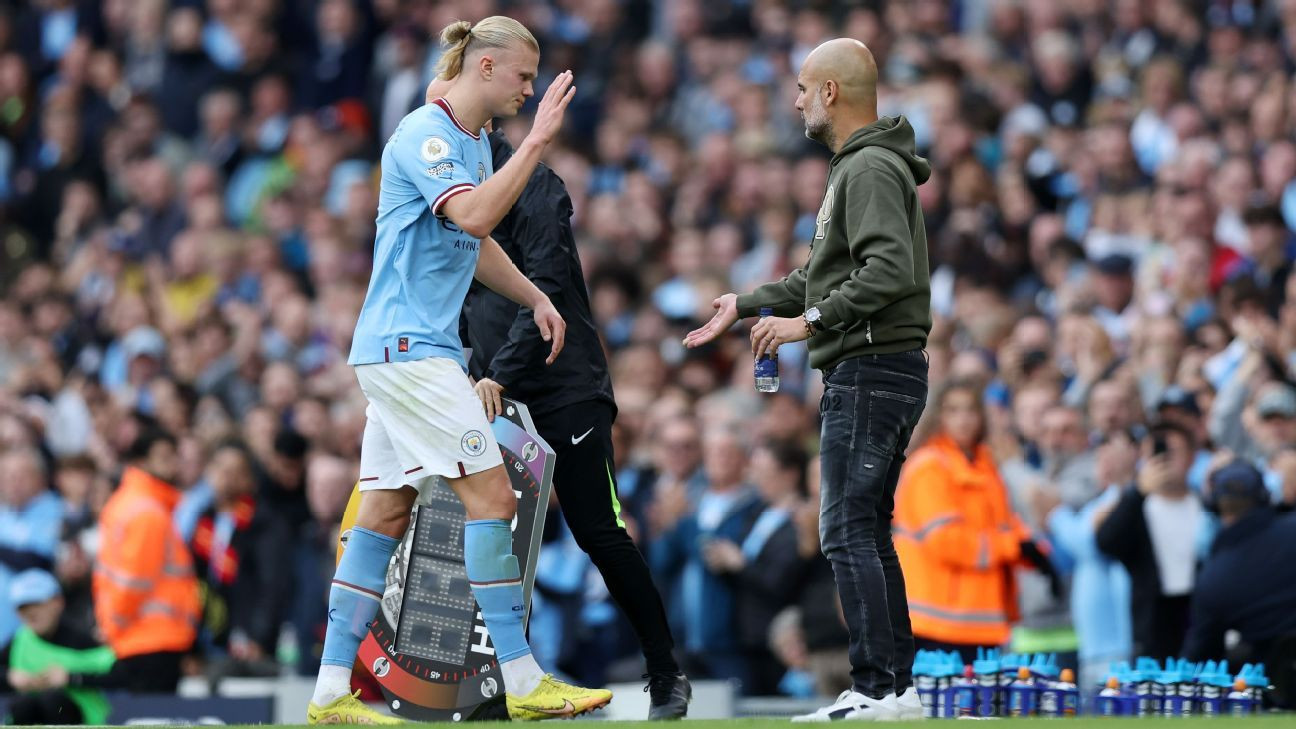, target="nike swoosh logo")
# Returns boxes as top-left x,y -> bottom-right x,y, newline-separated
521,699 -> 575,716
571,428 -> 594,445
